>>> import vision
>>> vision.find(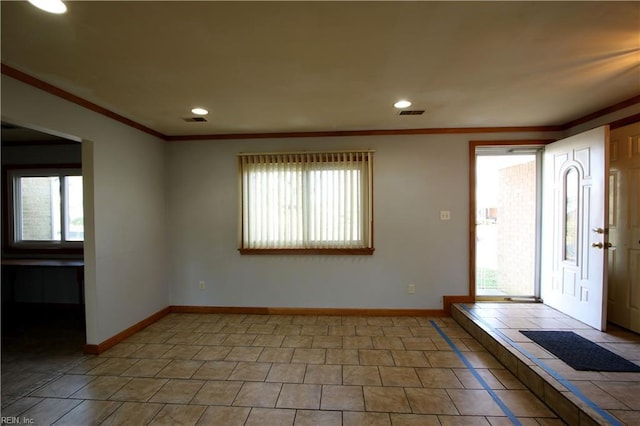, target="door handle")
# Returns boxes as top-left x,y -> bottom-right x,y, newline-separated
592,228 -> 605,234
591,242 -> 613,249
